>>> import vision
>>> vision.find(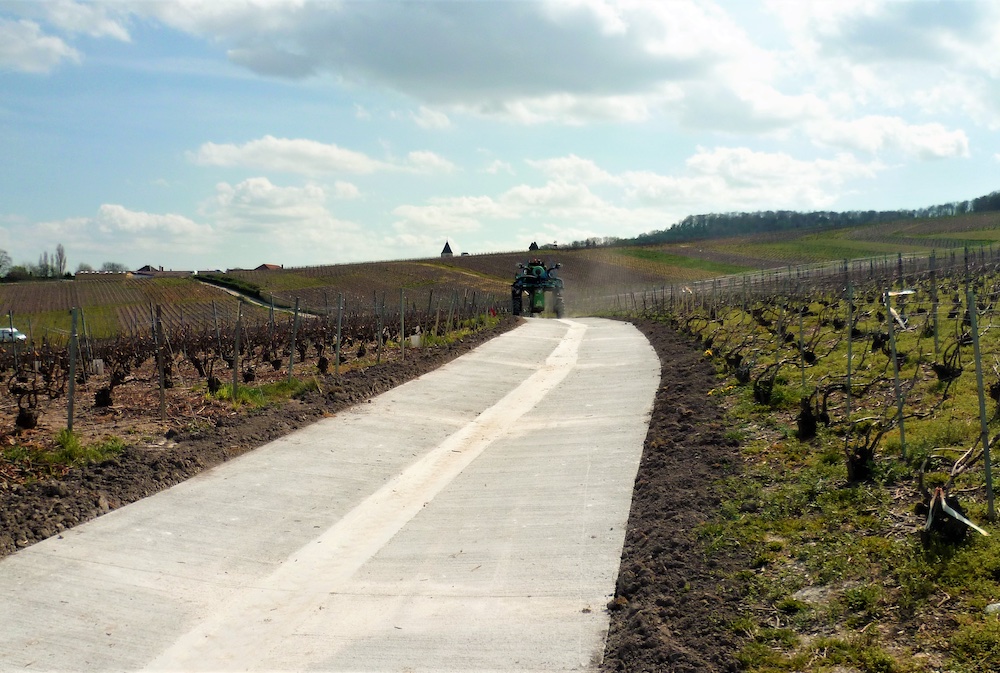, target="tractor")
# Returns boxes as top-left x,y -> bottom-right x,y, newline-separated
511,258 -> 565,318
